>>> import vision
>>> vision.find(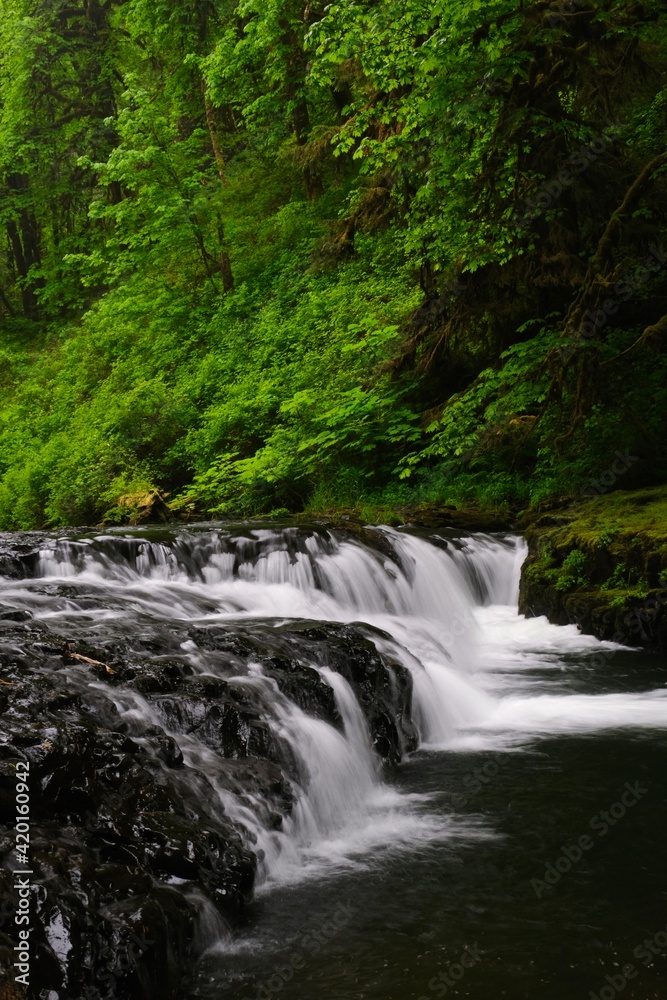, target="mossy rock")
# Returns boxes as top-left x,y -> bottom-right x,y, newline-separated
519,486 -> 667,649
